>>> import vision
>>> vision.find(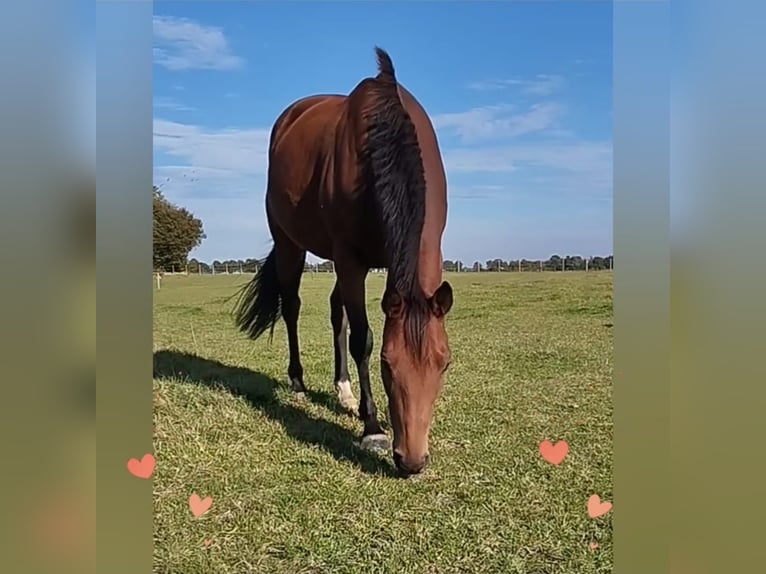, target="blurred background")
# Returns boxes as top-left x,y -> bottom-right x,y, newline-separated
0,1 -> 94,573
